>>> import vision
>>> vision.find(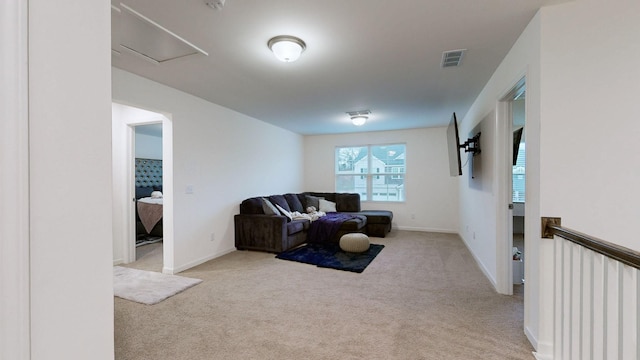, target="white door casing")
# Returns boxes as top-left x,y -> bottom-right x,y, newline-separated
0,0 -> 31,358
